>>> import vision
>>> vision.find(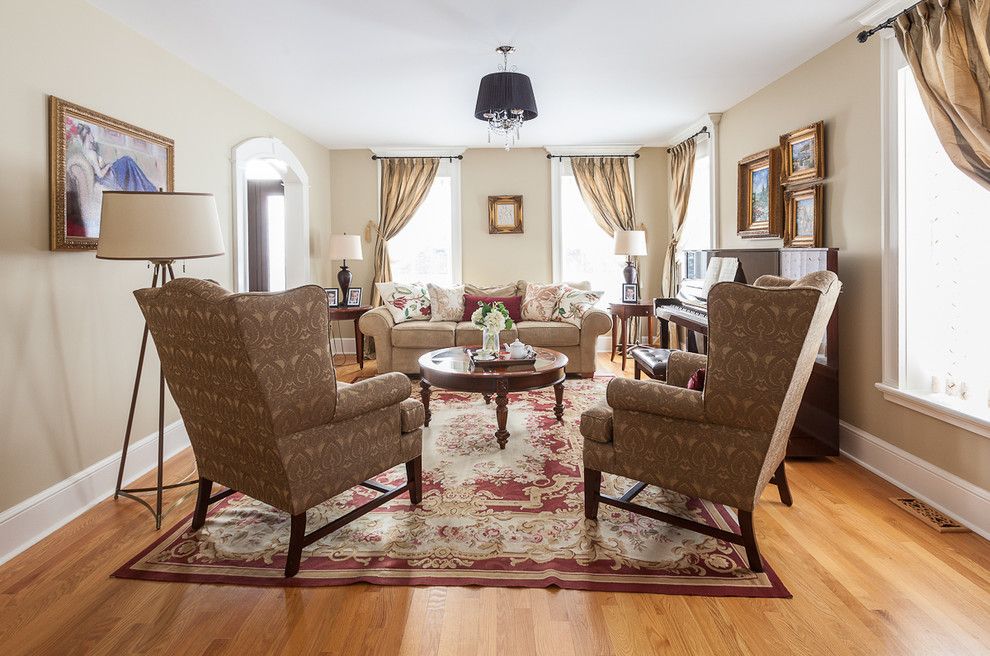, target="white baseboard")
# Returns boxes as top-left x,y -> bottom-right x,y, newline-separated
330,337 -> 356,355
839,420 -> 990,540
0,421 -> 191,566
